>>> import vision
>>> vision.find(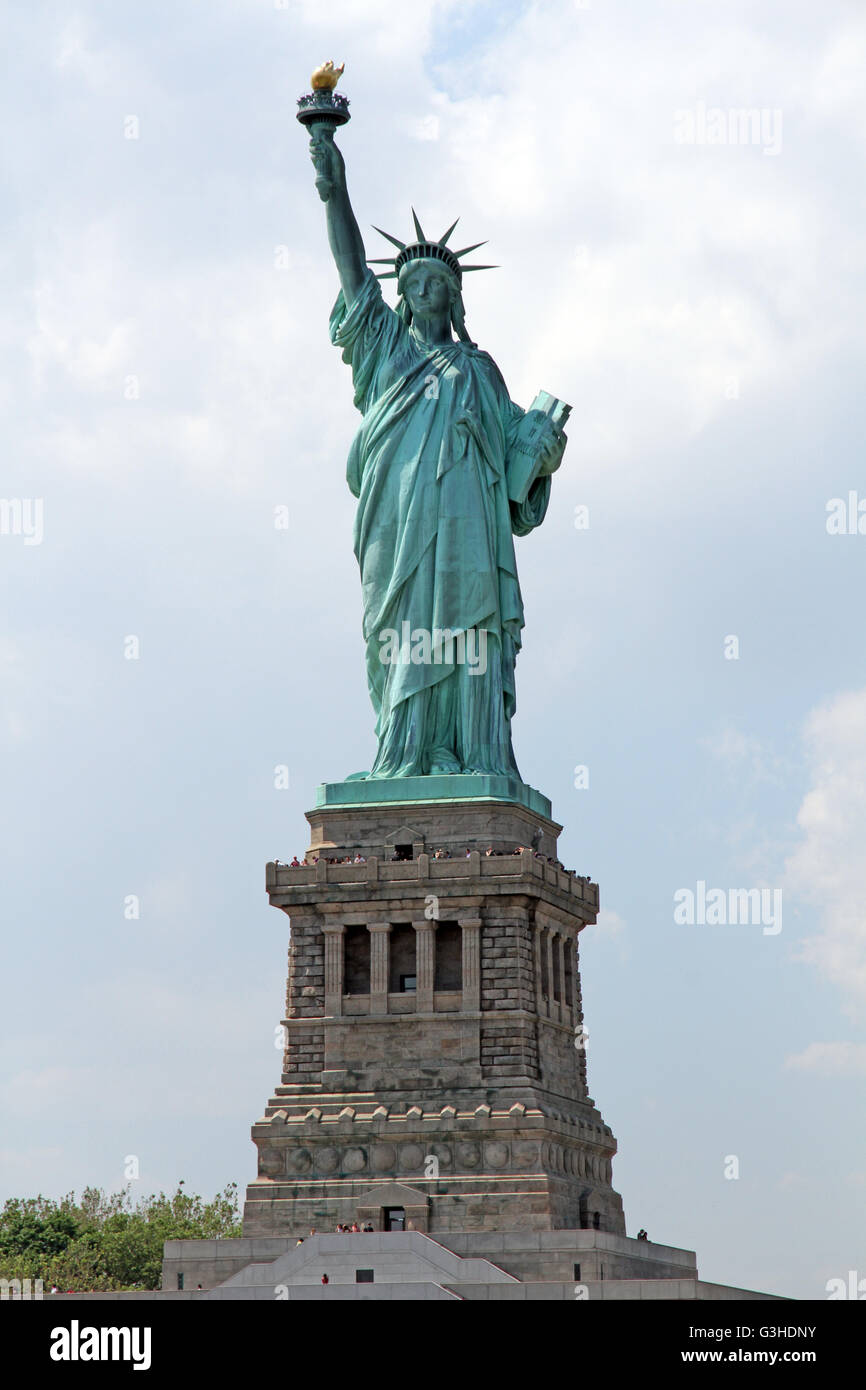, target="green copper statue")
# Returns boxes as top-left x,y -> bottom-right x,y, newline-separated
299,67 -> 568,783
